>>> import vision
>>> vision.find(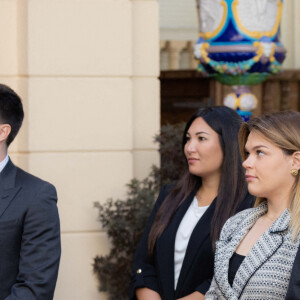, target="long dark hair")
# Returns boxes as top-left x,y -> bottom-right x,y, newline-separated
148,106 -> 248,254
